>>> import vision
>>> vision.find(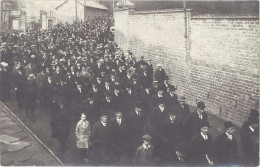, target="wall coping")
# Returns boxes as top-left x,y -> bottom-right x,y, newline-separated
114,7 -> 136,12
114,8 -> 192,14
131,8 -> 192,14
191,15 -> 259,19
